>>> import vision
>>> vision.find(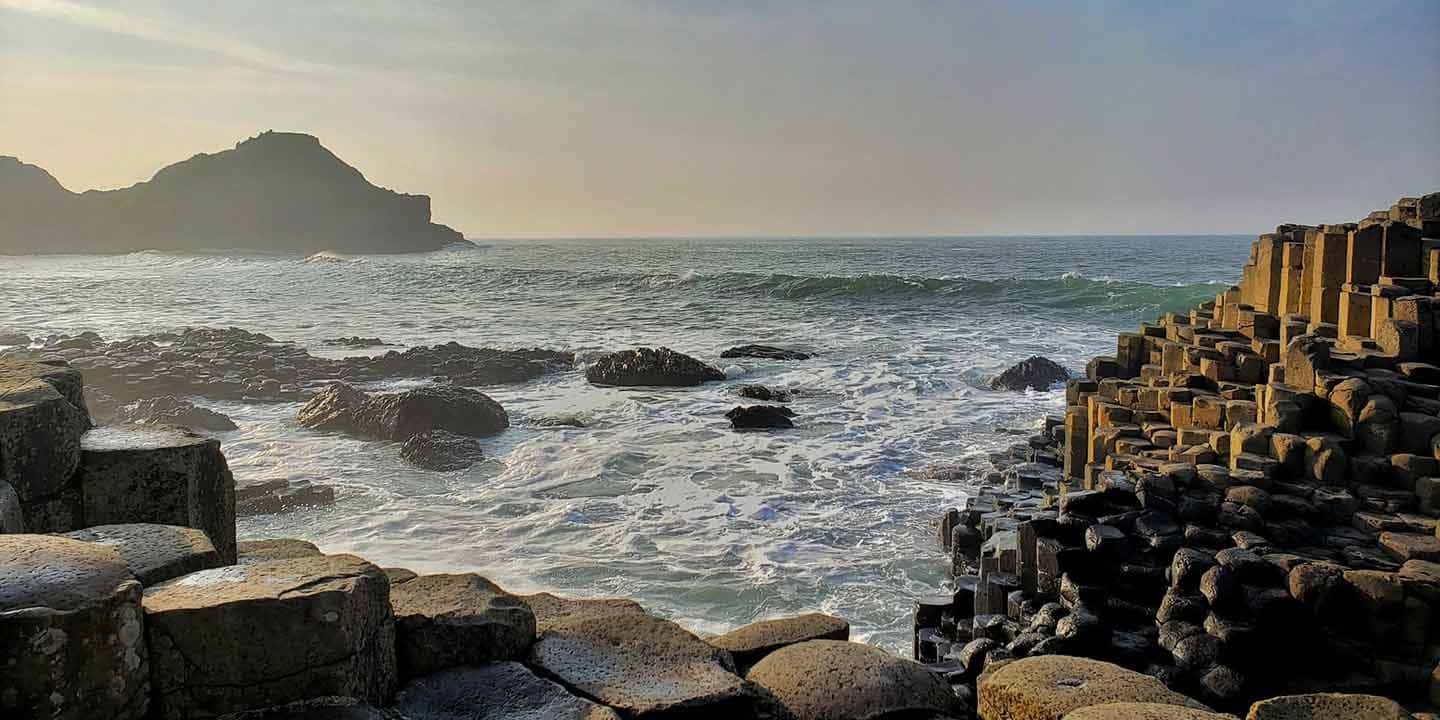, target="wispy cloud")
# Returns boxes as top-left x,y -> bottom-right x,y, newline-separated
0,0 -> 333,74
